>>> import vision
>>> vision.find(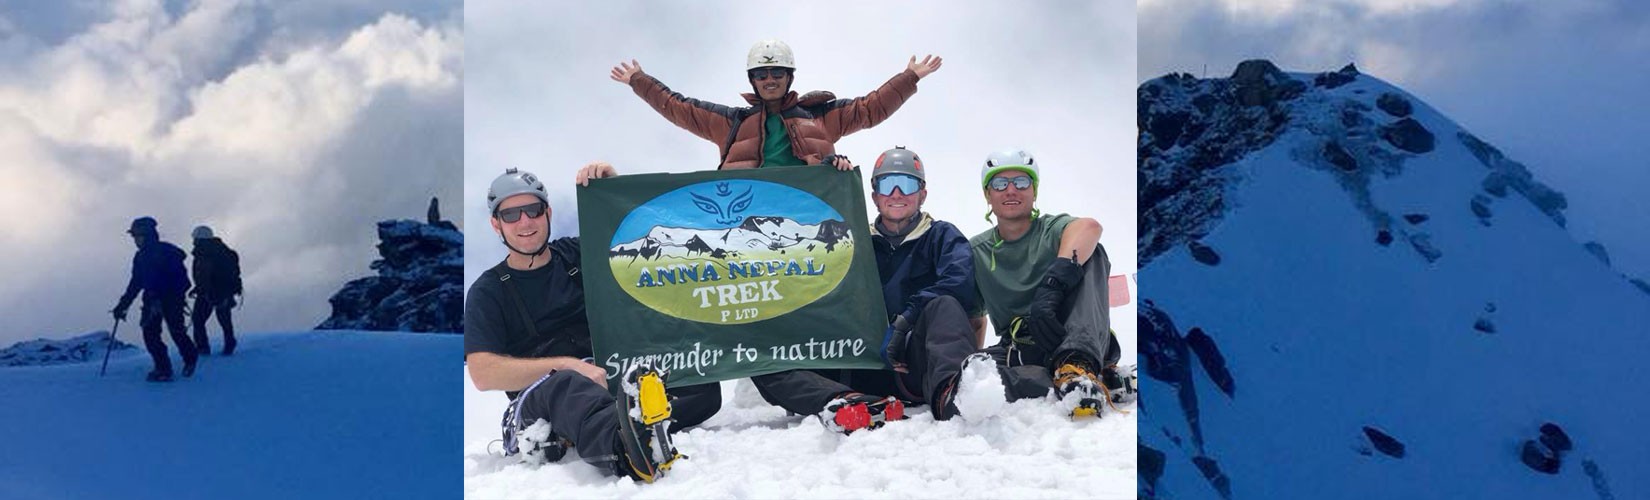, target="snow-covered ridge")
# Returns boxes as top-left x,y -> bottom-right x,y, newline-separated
1137,61 -> 1649,499
0,331 -> 136,367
